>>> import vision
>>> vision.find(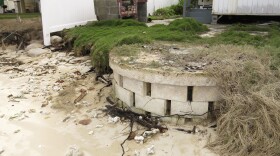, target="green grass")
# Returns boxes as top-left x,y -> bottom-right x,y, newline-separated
148,15 -> 181,20
0,13 -> 40,19
64,18 -> 208,74
65,19 -> 280,74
